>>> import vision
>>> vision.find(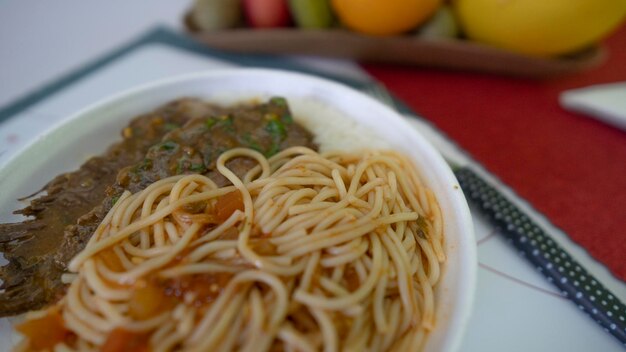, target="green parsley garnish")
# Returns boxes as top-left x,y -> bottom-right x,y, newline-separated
269,97 -> 287,106
265,143 -> 280,157
241,133 -> 264,153
281,113 -> 293,124
218,115 -> 234,132
189,163 -> 206,173
266,119 -> 286,140
142,159 -> 152,170
159,141 -> 178,151
207,115 -> 235,132
164,122 -> 180,131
